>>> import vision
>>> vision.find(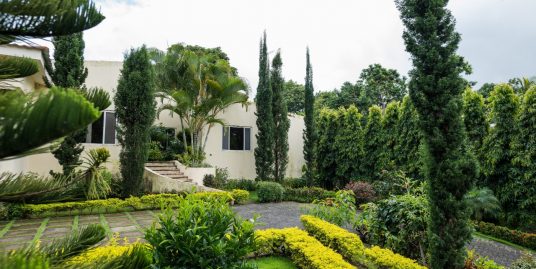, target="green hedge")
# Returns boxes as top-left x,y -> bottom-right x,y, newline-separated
284,187 -> 335,203
7,192 -> 235,219
473,221 -> 536,250
257,182 -> 285,203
